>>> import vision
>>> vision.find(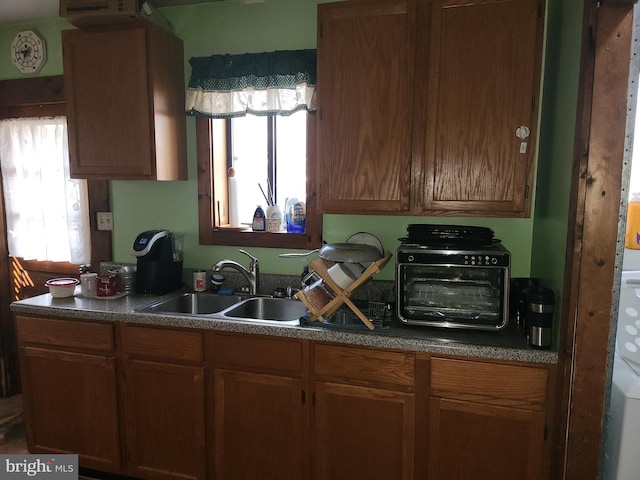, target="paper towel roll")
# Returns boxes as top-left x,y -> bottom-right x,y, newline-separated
228,168 -> 240,228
